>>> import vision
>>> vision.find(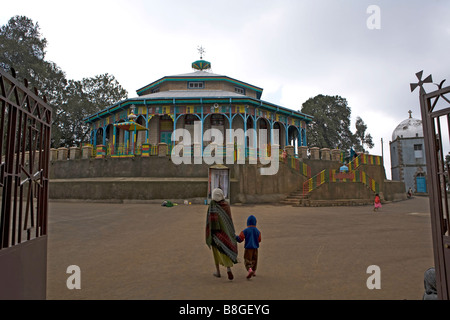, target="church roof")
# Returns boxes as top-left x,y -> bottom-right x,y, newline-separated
136,89 -> 246,99
392,112 -> 423,140
136,70 -> 264,98
84,53 -> 314,124
167,70 -> 225,78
